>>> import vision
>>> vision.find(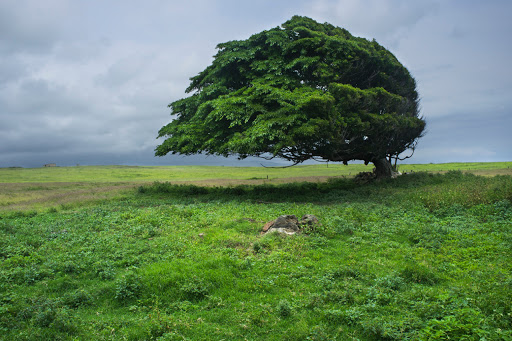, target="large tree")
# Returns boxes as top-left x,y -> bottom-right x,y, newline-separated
156,16 -> 425,177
